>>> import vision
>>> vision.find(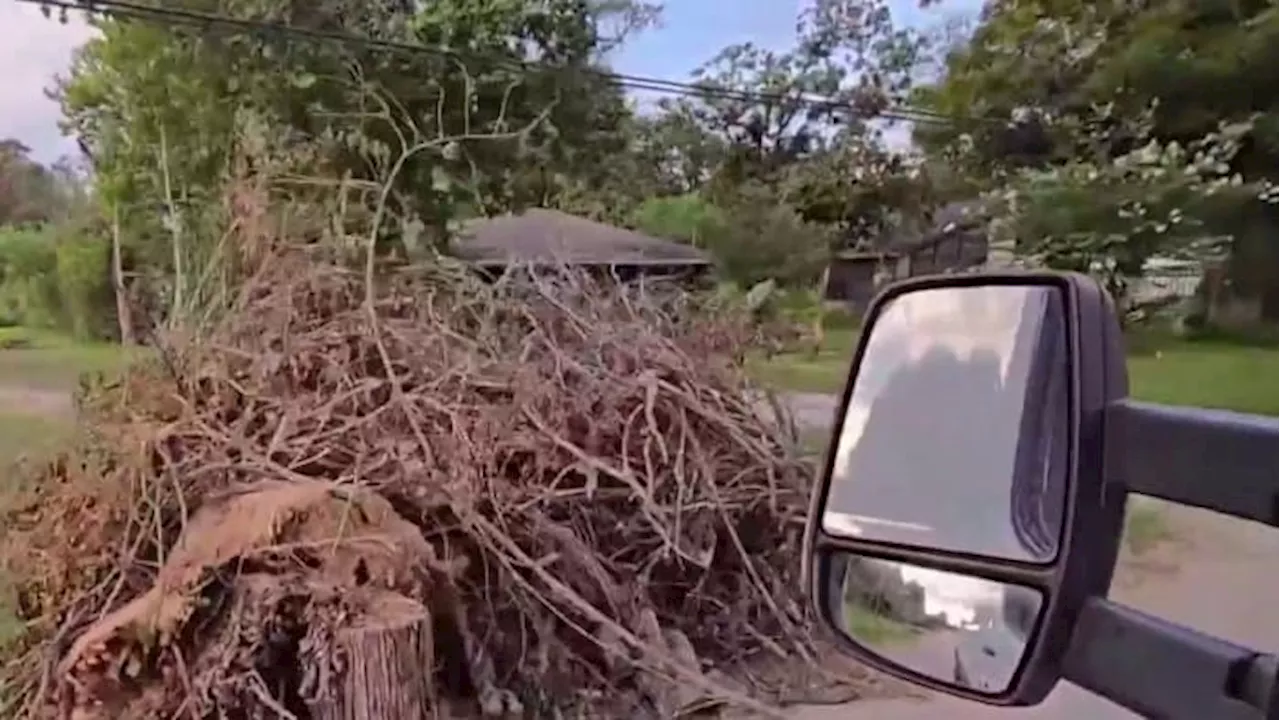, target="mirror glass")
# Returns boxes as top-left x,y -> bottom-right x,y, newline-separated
822,284 -> 1069,563
825,552 -> 1042,694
